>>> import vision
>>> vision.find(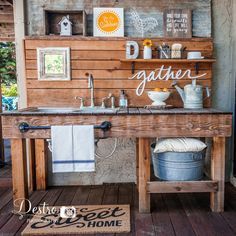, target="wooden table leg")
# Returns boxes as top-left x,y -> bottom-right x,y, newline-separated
138,138 -> 151,213
28,139 -> 36,192
11,139 -> 28,212
35,139 -> 48,190
210,137 -> 225,212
